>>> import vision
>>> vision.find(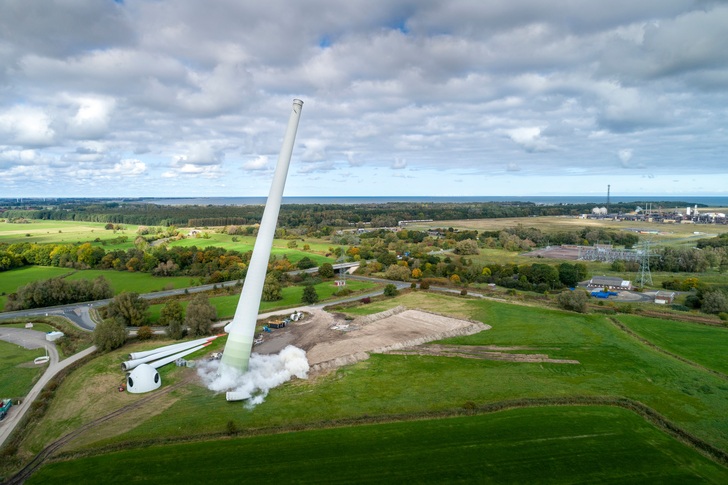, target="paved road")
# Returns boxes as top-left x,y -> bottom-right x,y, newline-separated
0,305 -> 99,331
